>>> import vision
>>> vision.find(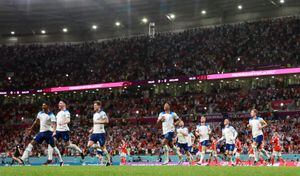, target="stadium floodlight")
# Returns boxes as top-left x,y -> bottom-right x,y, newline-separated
279,0 -> 285,4
142,17 -> 148,24
166,13 -> 175,20
201,10 -> 206,15
11,31 -> 15,35
62,28 -> 68,33
238,5 -> 243,10
115,21 -> 121,26
92,25 -> 98,30
41,30 -> 46,34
